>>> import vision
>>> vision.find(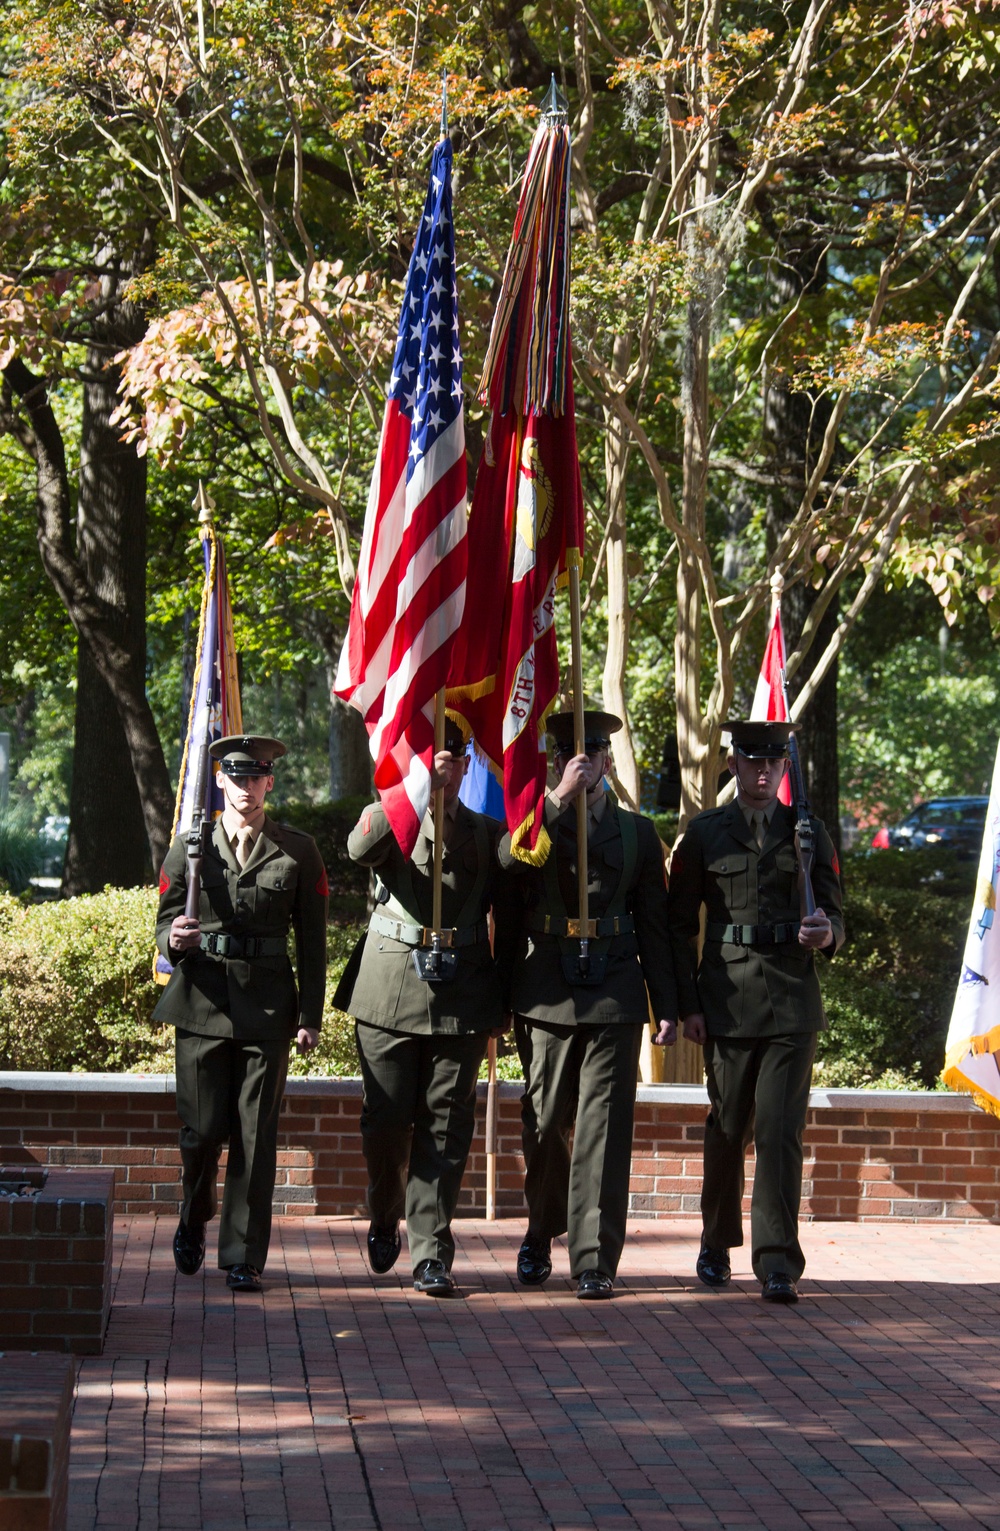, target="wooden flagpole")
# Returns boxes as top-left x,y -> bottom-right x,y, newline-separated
432,687 -> 446,934
567,560 -> 591,971
485,1034 -> 498,1219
